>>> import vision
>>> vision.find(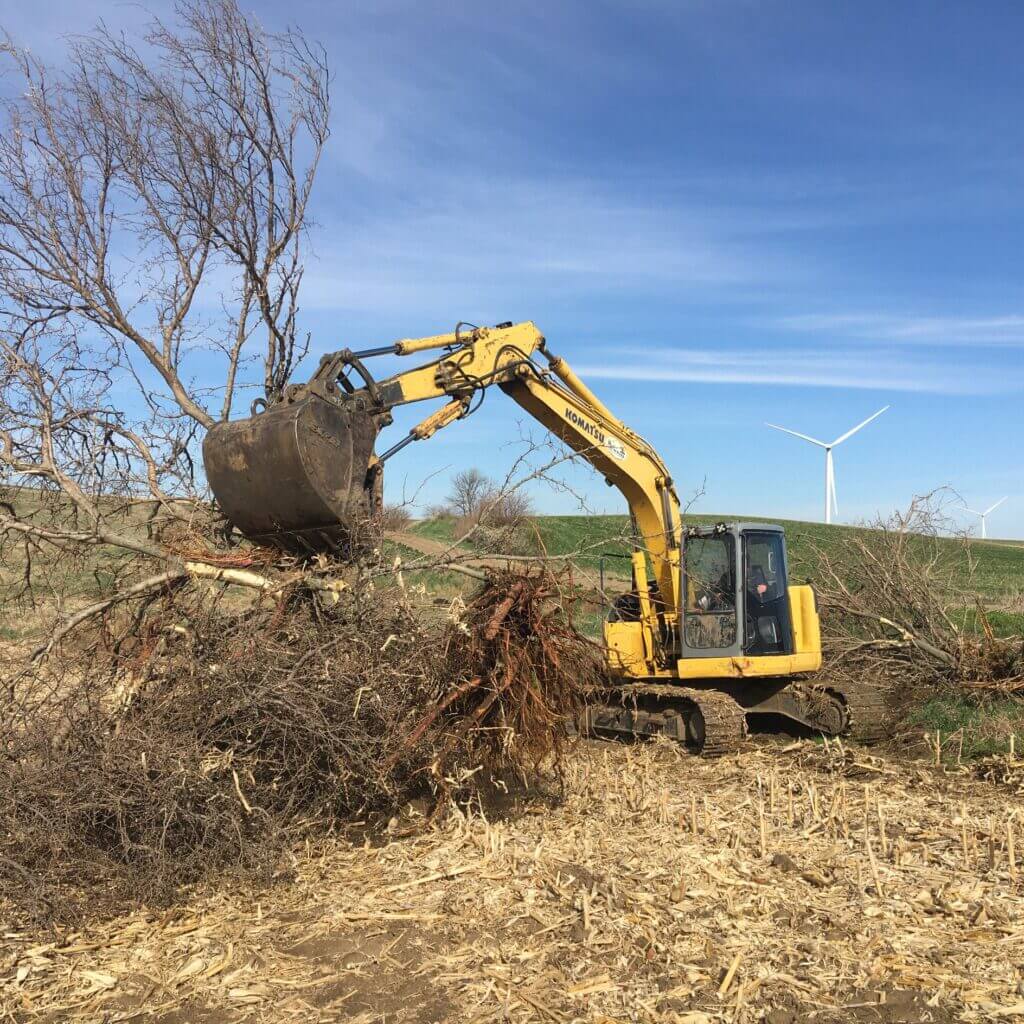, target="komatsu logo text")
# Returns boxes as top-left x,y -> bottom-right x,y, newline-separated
564,408 -> 626,461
